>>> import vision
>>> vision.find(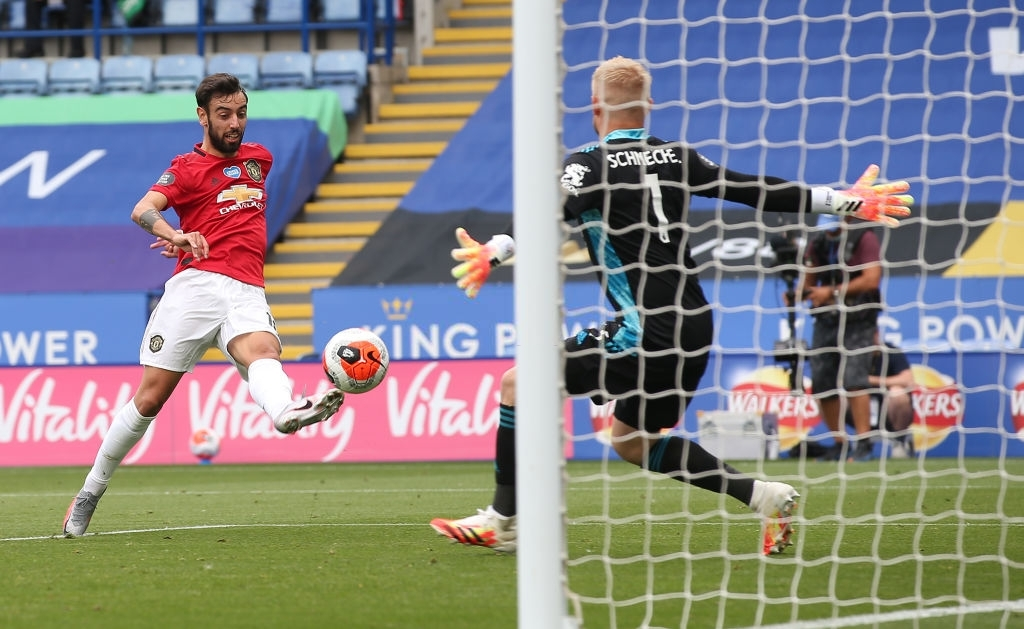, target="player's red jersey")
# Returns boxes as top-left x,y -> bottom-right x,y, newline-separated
150,142 -> 272,287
